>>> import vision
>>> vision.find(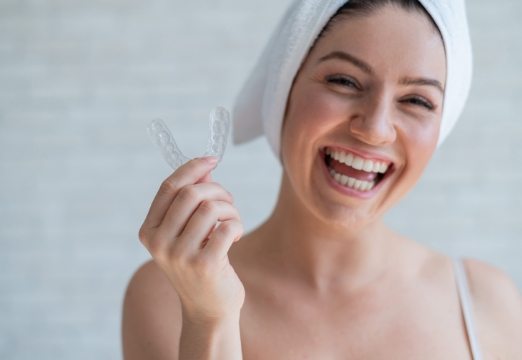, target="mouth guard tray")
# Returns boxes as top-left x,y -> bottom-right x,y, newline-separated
147,106 -> 231,170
